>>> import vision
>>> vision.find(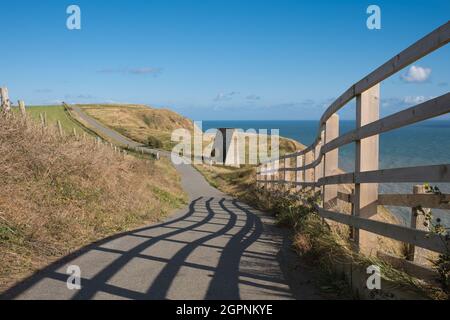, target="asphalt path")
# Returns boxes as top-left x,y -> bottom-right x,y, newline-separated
1,107 -> 322,300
